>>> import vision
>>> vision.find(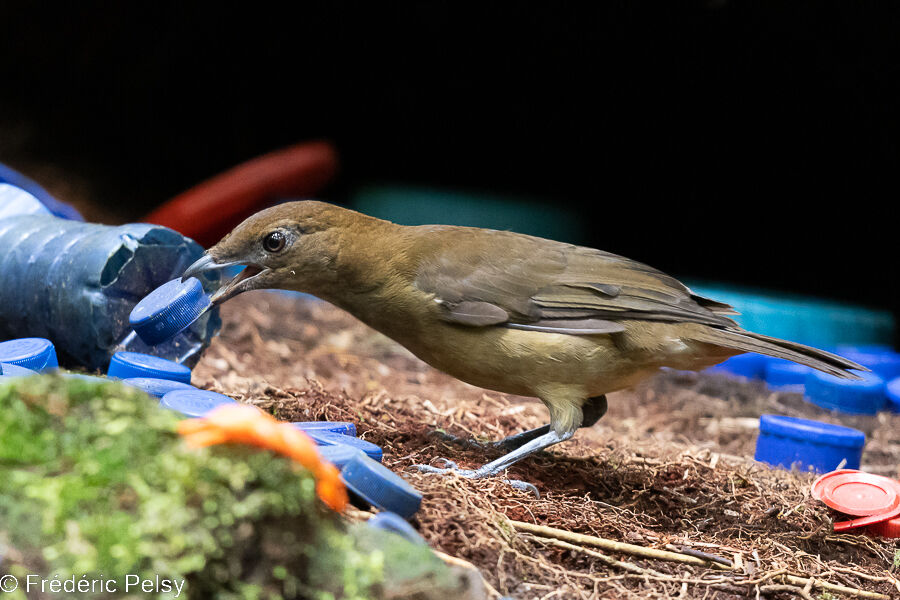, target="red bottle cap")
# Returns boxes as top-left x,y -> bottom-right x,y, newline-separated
811,469 -> 860,501
834,504 -> 900,532
819,472 -> 900,516
868,516 -> 900,538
